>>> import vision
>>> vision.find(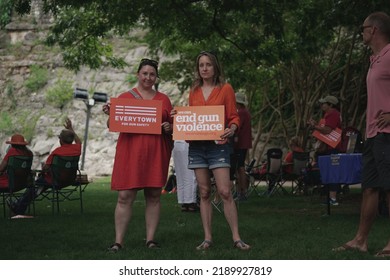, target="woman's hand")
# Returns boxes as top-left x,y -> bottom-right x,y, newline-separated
220,125 -> 237,139
170,109 -> 177,117
161,122 -> 172,134
102,103 -> 111,115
